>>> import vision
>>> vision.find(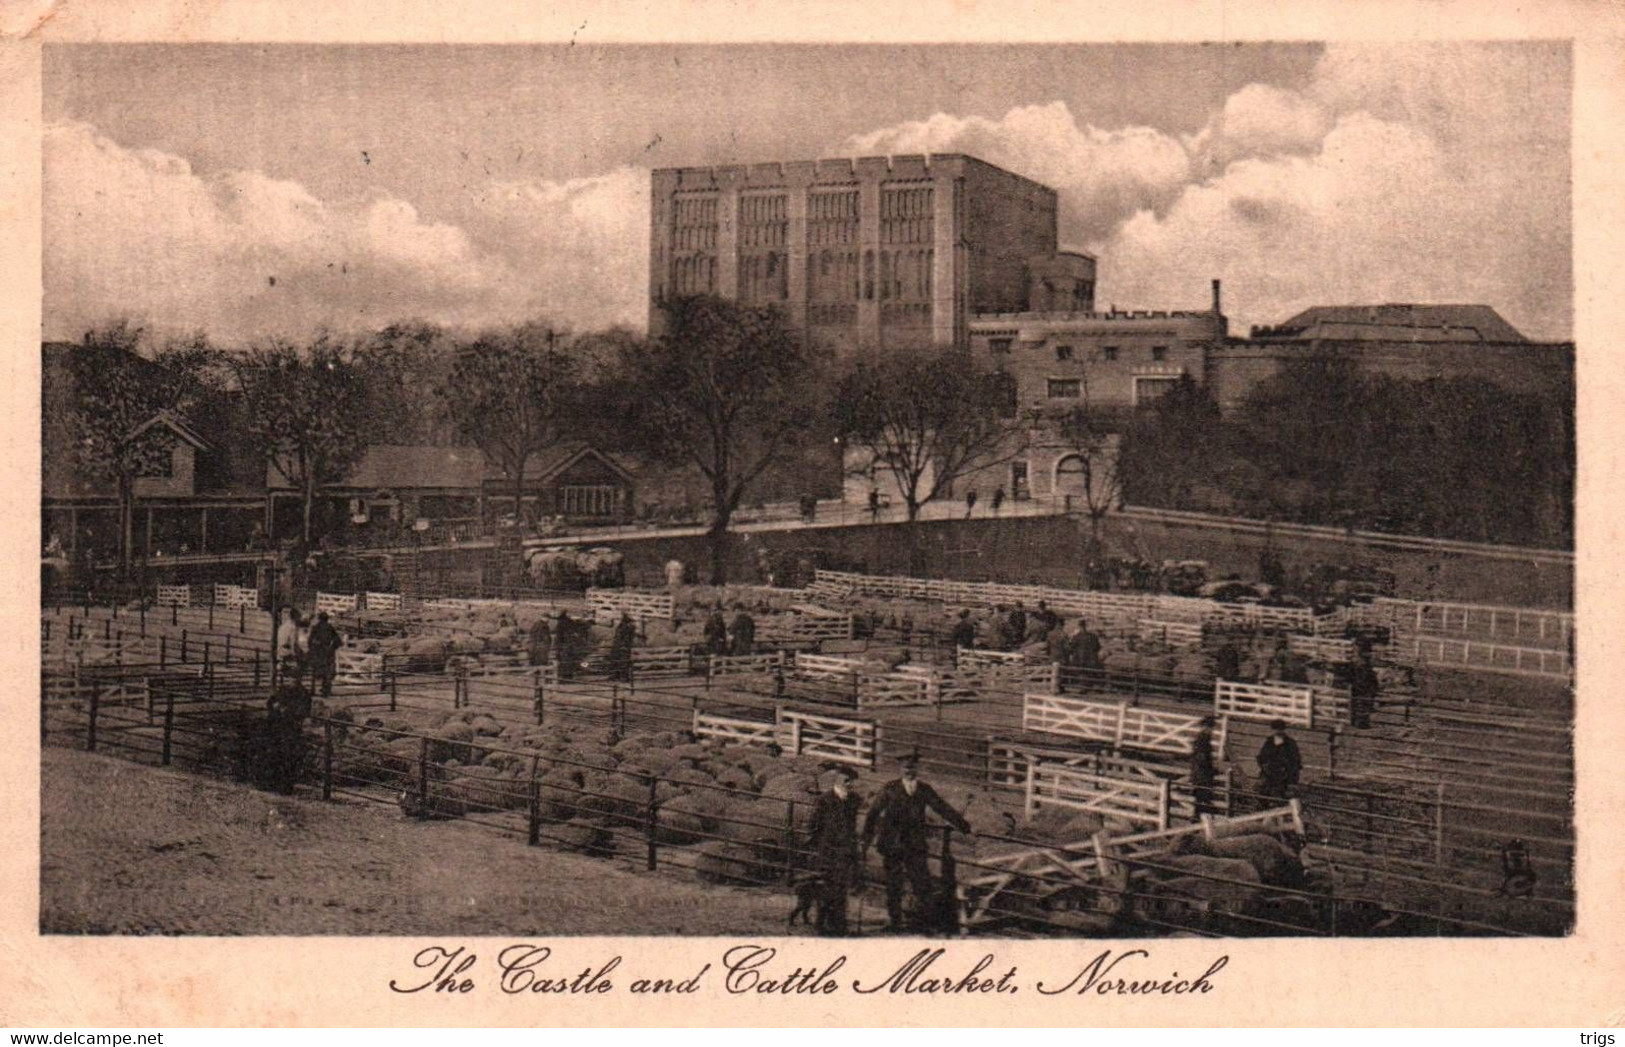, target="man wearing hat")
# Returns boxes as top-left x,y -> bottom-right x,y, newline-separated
862,752 -> 971,933
1255,719 -> 1302,802
806,763 -> 863,936
306,610 -> 343,698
